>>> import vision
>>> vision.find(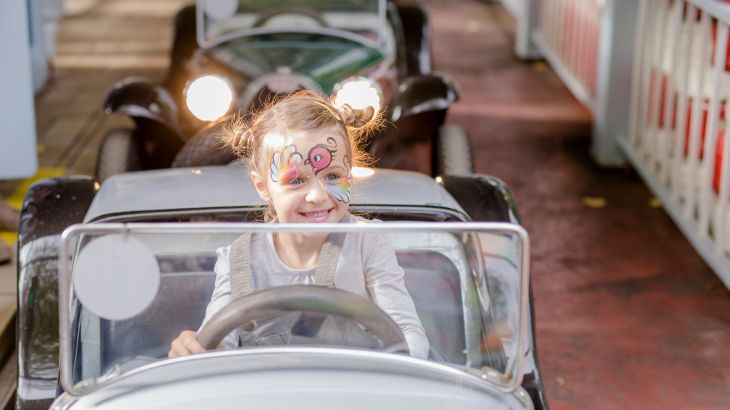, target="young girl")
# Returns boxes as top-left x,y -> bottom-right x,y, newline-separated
168,91 -> 429,358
